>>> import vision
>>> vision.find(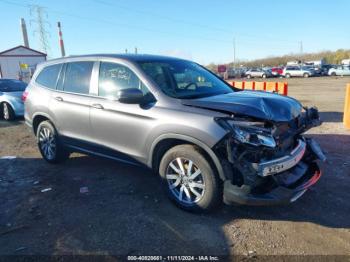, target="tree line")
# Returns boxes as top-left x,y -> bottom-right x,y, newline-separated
206,49 -> 350,72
